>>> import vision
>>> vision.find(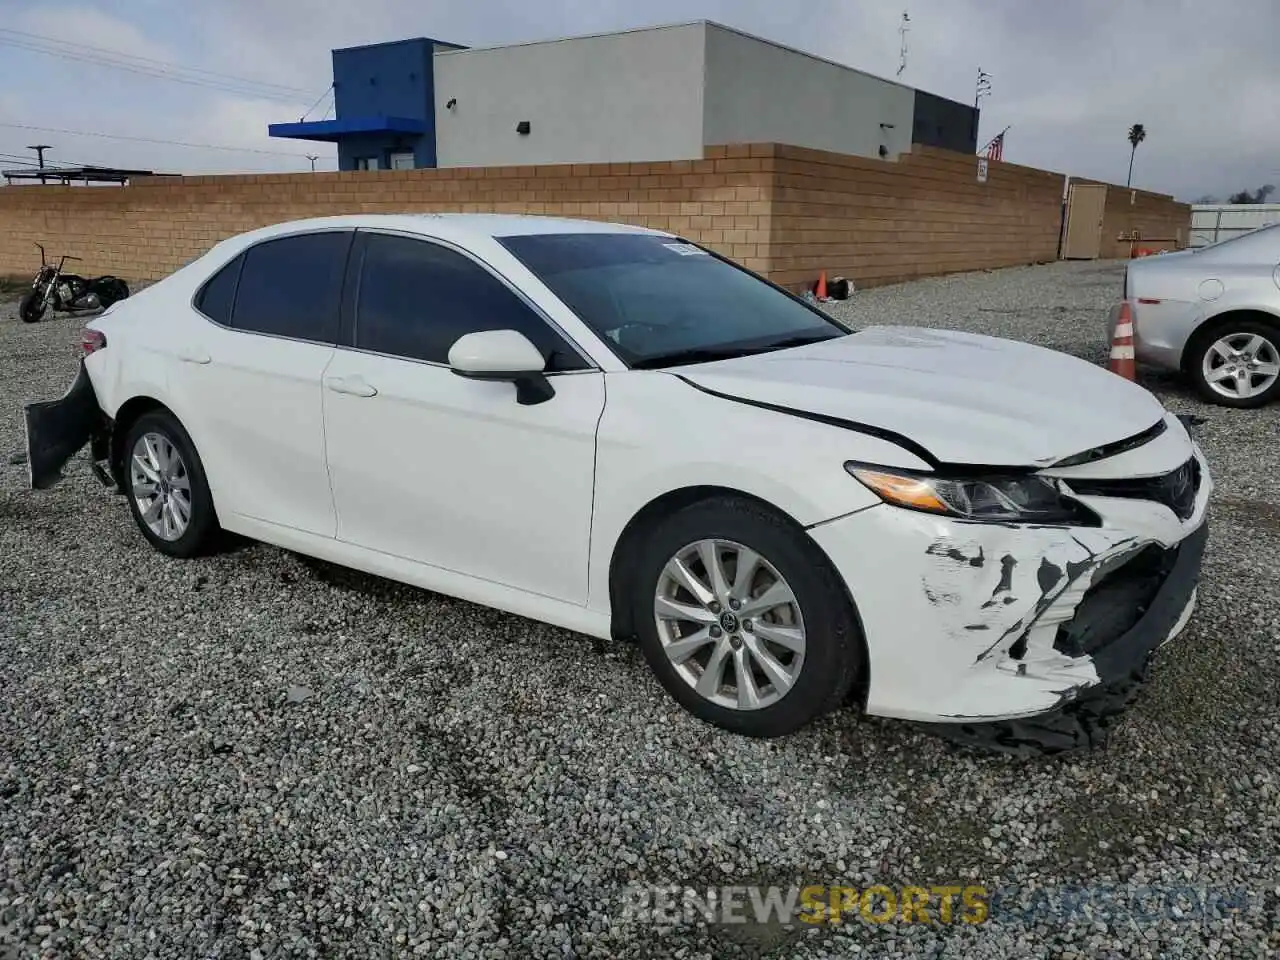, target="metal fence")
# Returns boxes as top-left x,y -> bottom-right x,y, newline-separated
1190,203 -> 1280,247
